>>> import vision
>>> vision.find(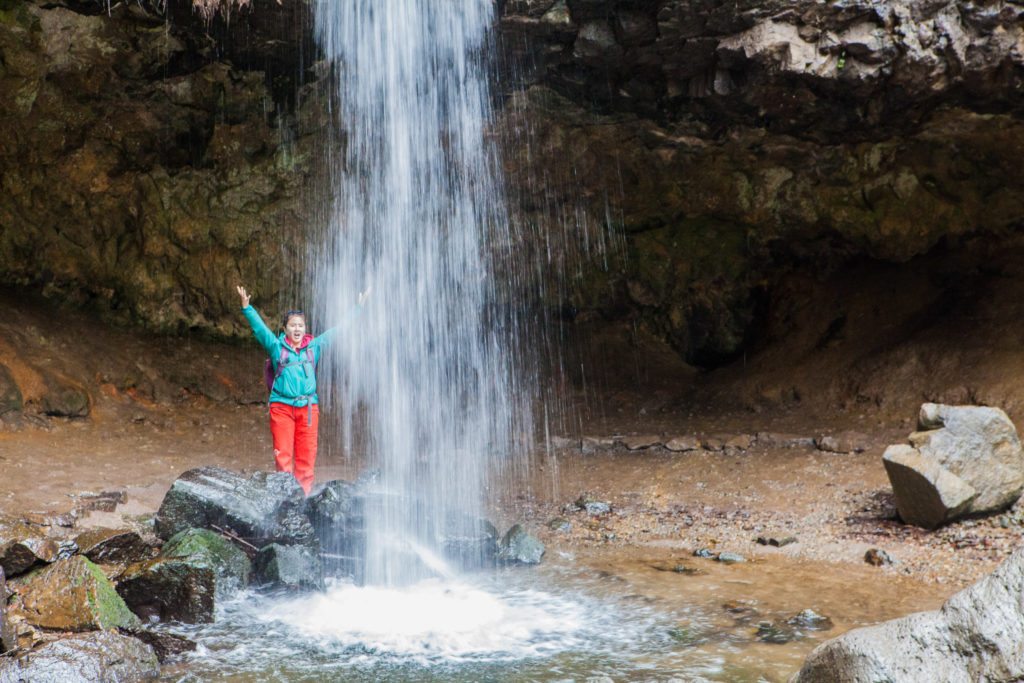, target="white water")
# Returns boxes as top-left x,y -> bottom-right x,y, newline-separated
310,1 -> 531,585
